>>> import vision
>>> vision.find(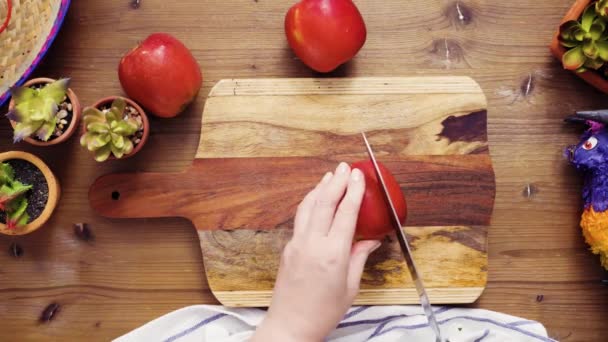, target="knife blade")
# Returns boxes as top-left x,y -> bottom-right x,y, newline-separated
361,132 -> 443,342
